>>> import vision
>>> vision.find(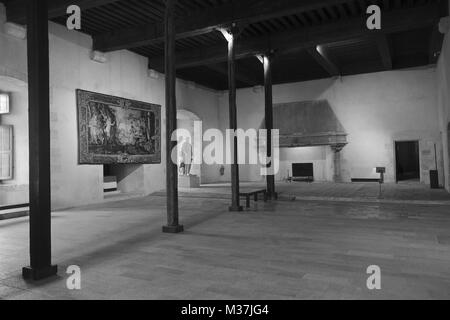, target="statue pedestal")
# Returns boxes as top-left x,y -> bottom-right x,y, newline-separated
178,175 -> 200,188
